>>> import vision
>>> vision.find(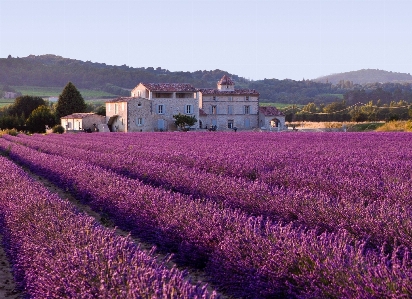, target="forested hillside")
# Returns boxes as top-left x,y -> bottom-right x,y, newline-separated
0,55 -> 334,103
314,69 -> 412,85
2,55 -> 412,107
